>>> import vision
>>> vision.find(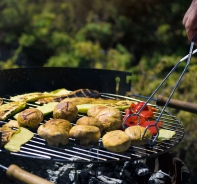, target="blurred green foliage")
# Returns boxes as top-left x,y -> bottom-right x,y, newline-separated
0,0 -> 197,182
